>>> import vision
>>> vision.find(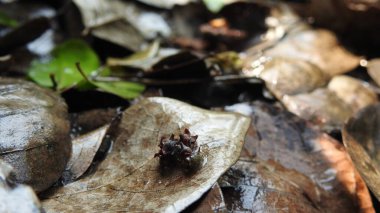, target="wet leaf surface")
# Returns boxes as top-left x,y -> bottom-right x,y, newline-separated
0,78 -> 71,192
248,57 -> 329,99
223,101 -> 374,212
42,97 -> 250,212
183,183 -> 226,213
343,103 -> 380,201
282,88 -> 353,131
61,125 -> 109,184
0,160 -> 42,213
